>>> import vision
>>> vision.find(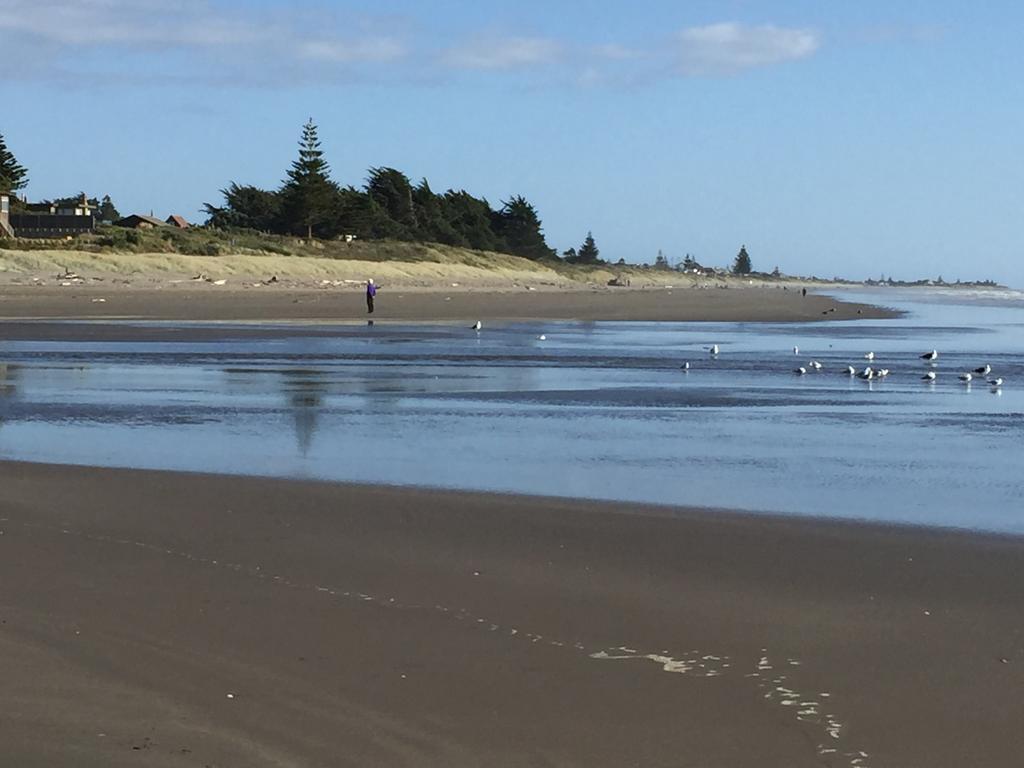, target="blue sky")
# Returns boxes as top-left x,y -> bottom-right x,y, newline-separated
2,1 -> 1022,286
